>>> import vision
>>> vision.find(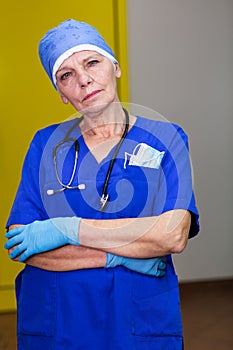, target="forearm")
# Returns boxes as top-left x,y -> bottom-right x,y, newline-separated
6,210 -> 190,265
7,224 -> 106,271
25,245 -> 106,271
79,210 -> 191,258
